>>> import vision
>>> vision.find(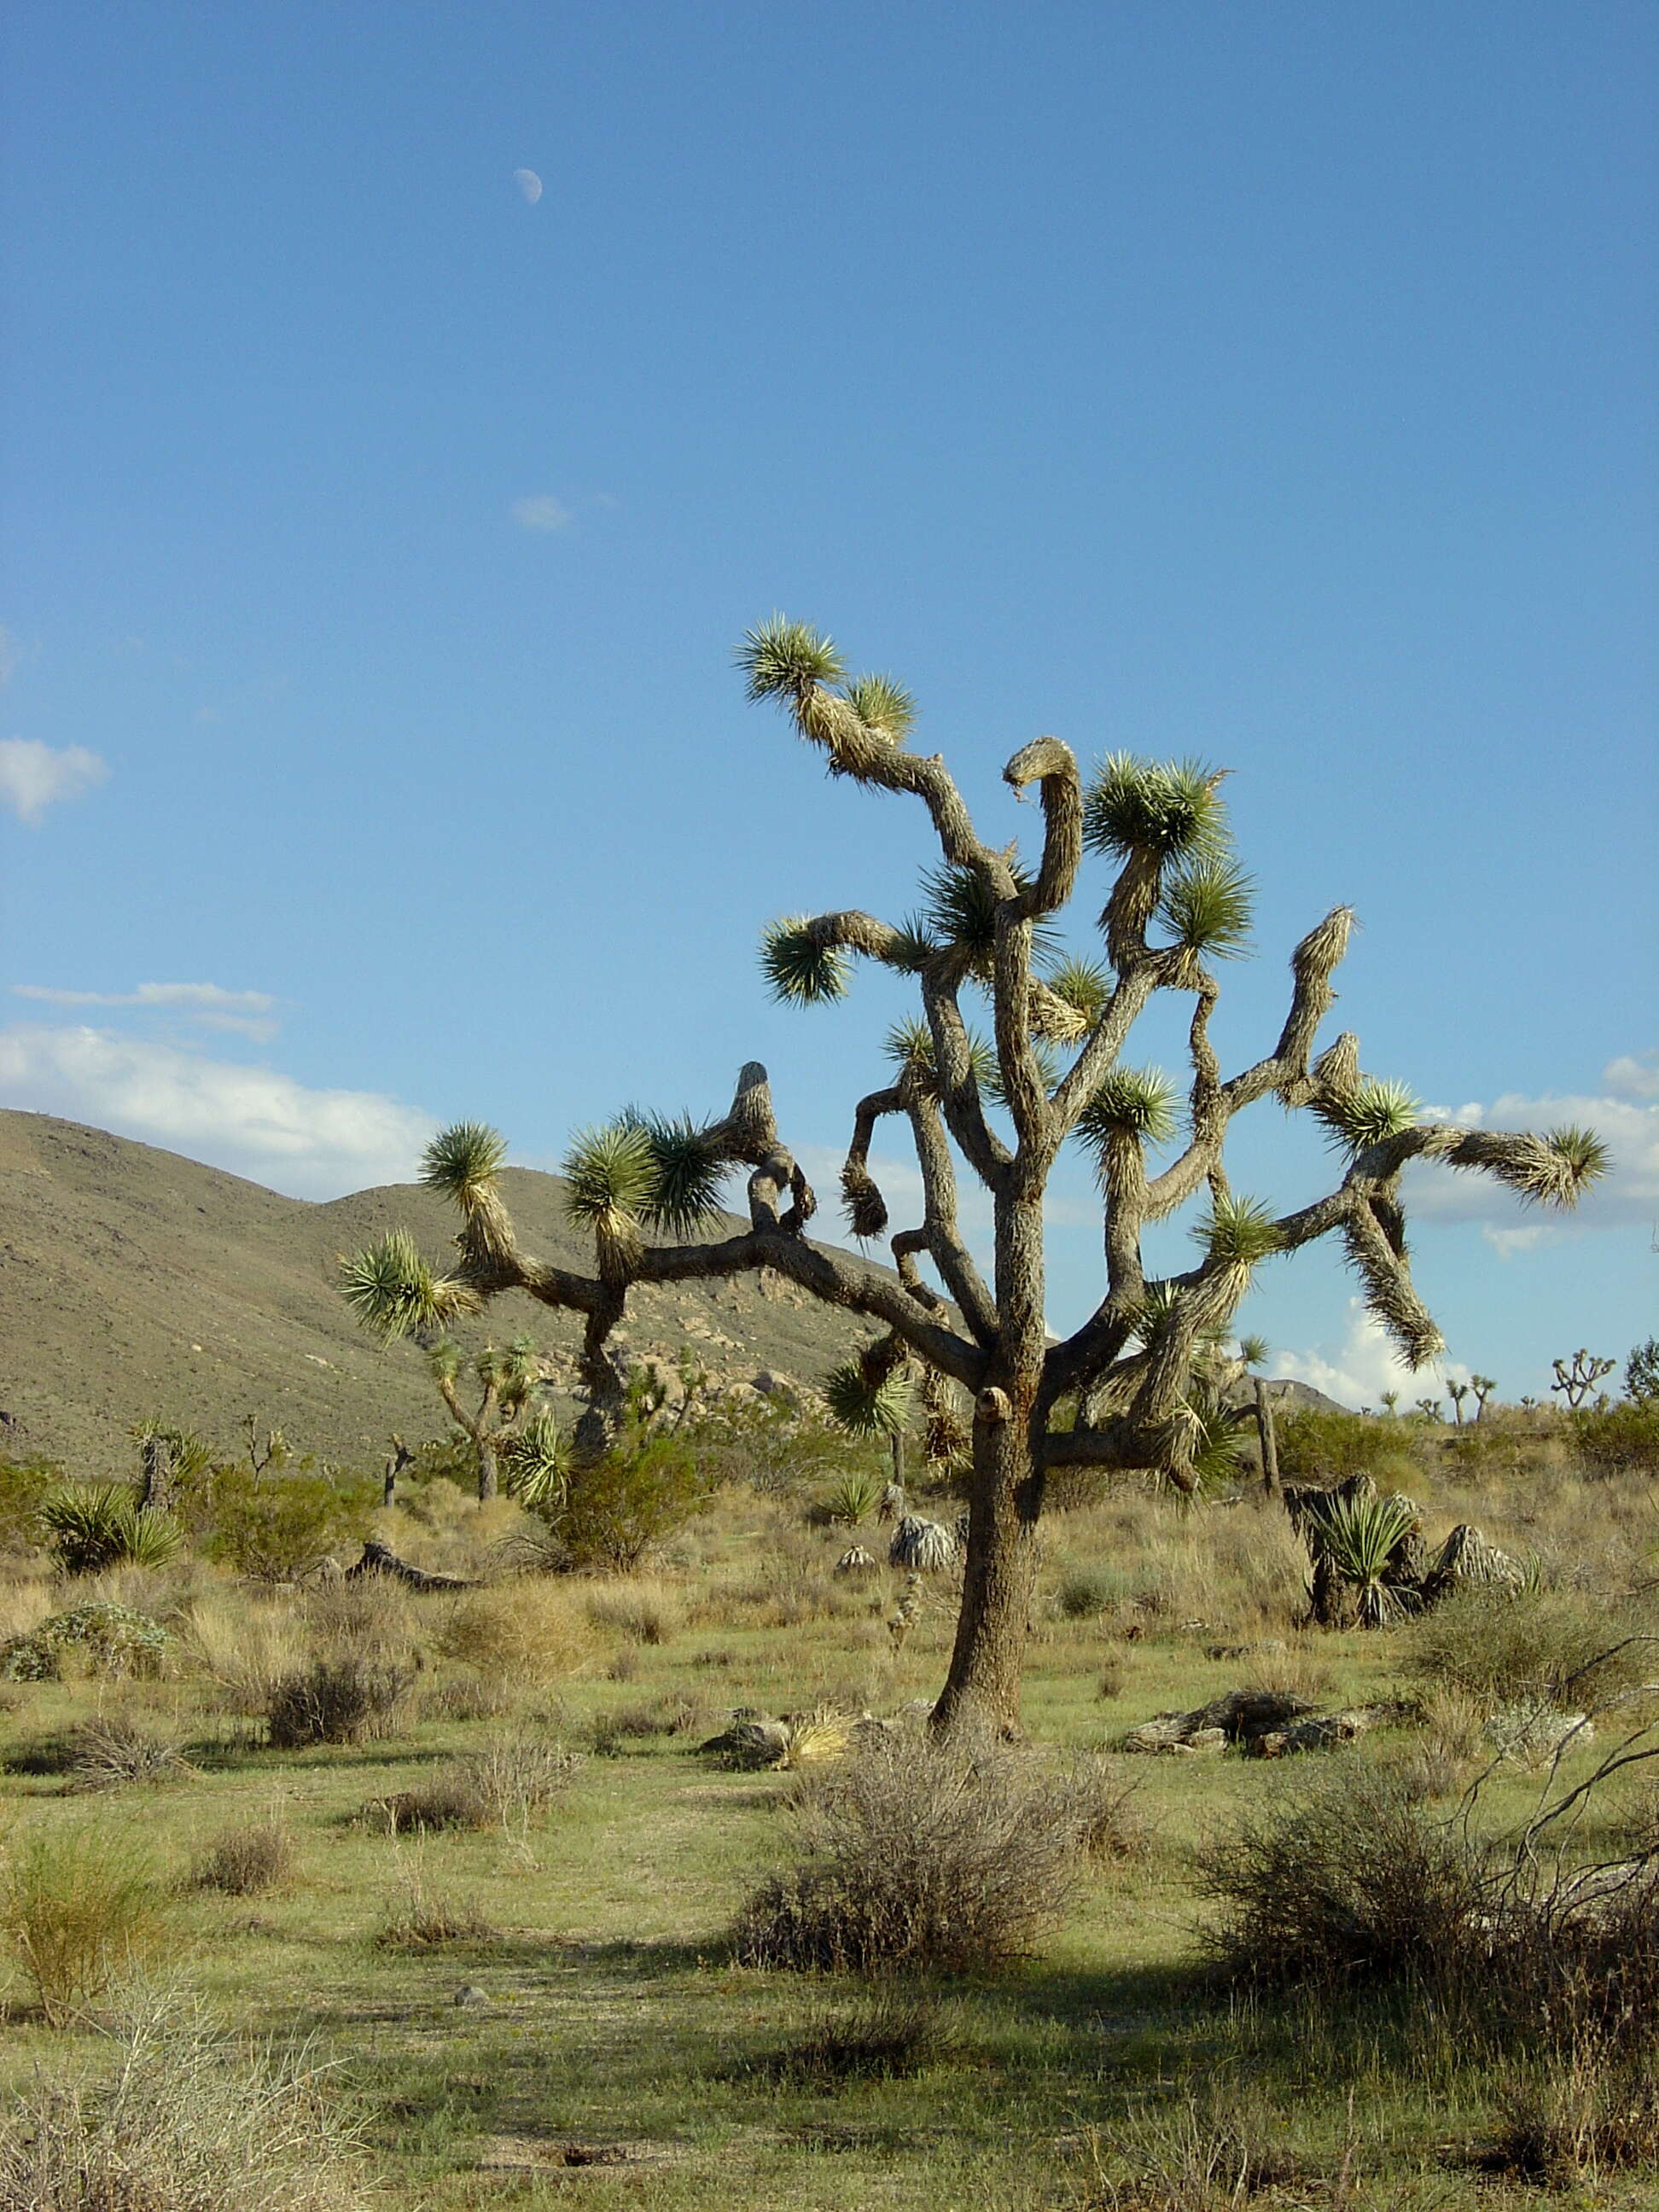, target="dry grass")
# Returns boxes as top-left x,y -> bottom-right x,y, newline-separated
190,1819 -> 294,1897
733,1731 -> 1100,1974
178,1590 -> 308,1715
433,1578 -> 593,1685
370,1729 -> 575,1834
0,1826 -> 172,2023
0,1979 -> 370,2209
583,1575 -> 686,1646
265,1656 -> 413,1749
373,1860 -> 498,1950
65,1713 -> 195,1793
